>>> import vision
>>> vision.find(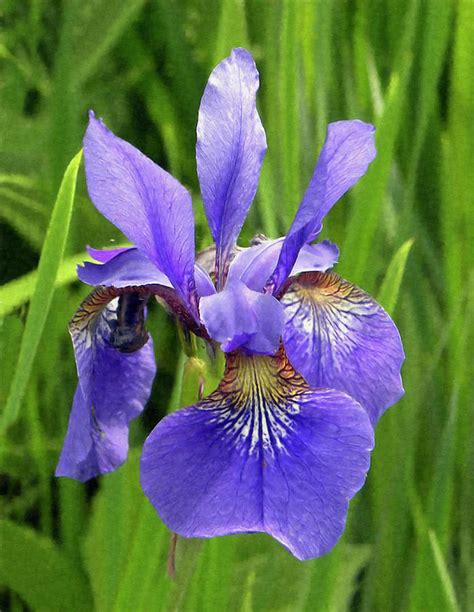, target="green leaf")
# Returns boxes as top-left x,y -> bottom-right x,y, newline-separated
299,542 -> 371,611
407,485 -> 461,612
0,173 -> 37,189
0,519 -> 93,611
342,0 -> 420,289
405,0 -> 453,196
328,544 -> 372,611
0,151 -> 82,434
0,241 -> 131,318
213,0 -> 249,66
0,195 -> 45,251
0,252 -> 84,318
427,530 -> 460,612
0,186 -> 47,251
377,238 -> 414,314
83,452 -> 172,611
279,0 -> 300,227
65,0 -> 147,87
